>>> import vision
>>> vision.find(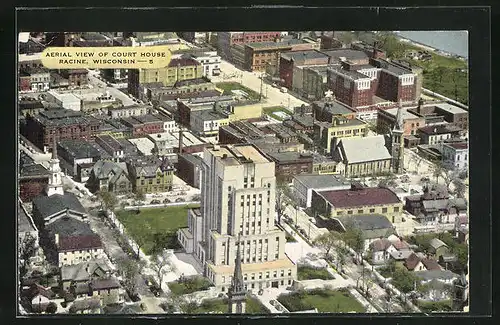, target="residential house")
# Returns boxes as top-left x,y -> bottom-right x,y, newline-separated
429,238 -> 450,260
311,185 -> 403,223
442,142 -> 468,171
25,284 -> 55,313
73,277 -> 123,306
405,253 -> 442,272
417,124 -> 463,145
415,270 -> 459,301
87,160 -> 132,195
456,227 -> 469,245
405,185 -> 467,225
126,156 -> 175,194
369,237 -> 410,265
68,297 -> 102,314
292,174 -> 351,208
332,135 -> 392,177
60,259 -> 112,291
